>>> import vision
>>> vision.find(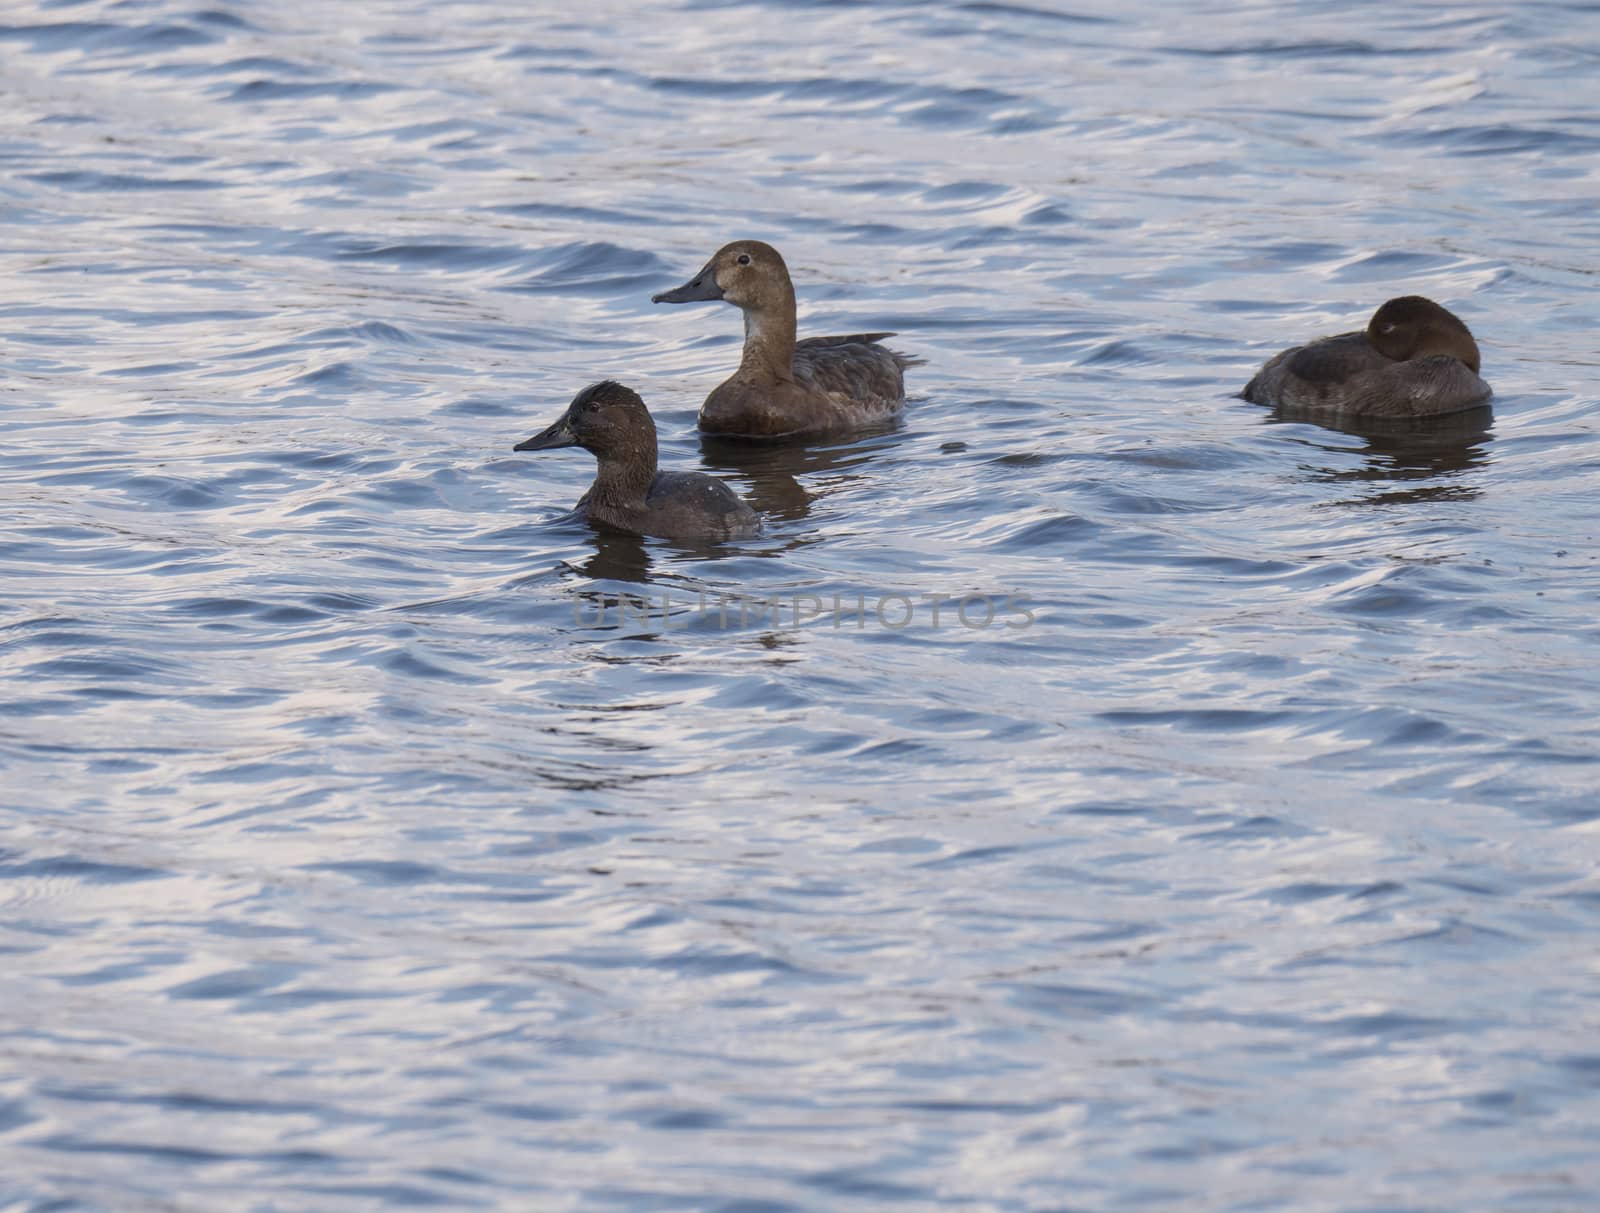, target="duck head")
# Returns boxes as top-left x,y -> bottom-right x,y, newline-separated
1367,296 -> 1482,373
514,380 -> 658,466
651,240 -> 792,310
